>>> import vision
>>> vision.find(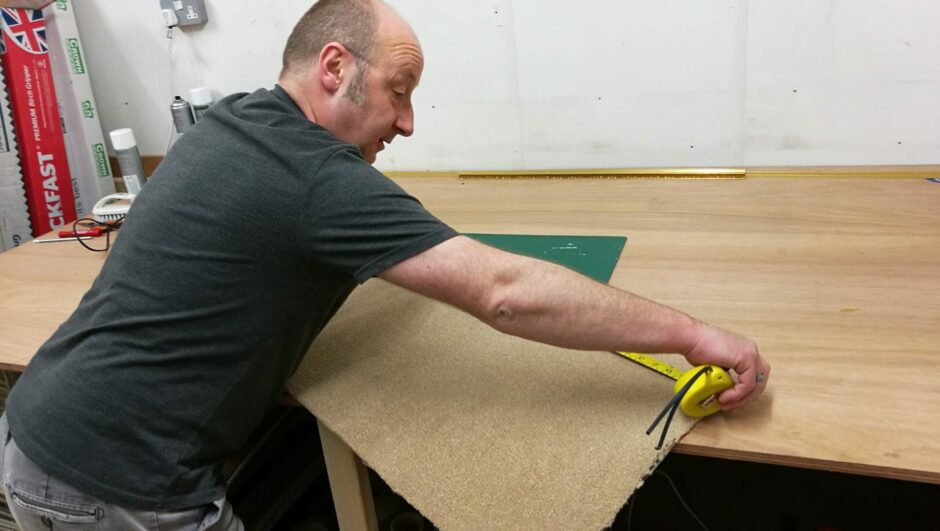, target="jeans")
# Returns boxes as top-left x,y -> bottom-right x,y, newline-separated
0,414 -> 243,531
